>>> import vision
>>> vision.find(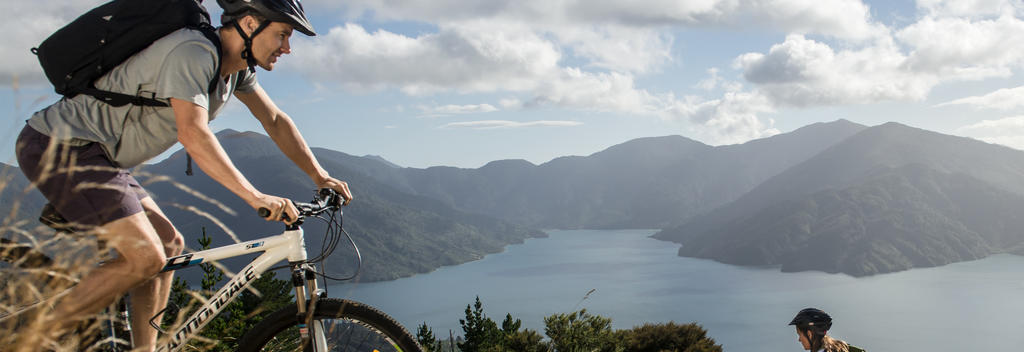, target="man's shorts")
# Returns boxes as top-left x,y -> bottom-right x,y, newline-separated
15,125 -> 148,227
